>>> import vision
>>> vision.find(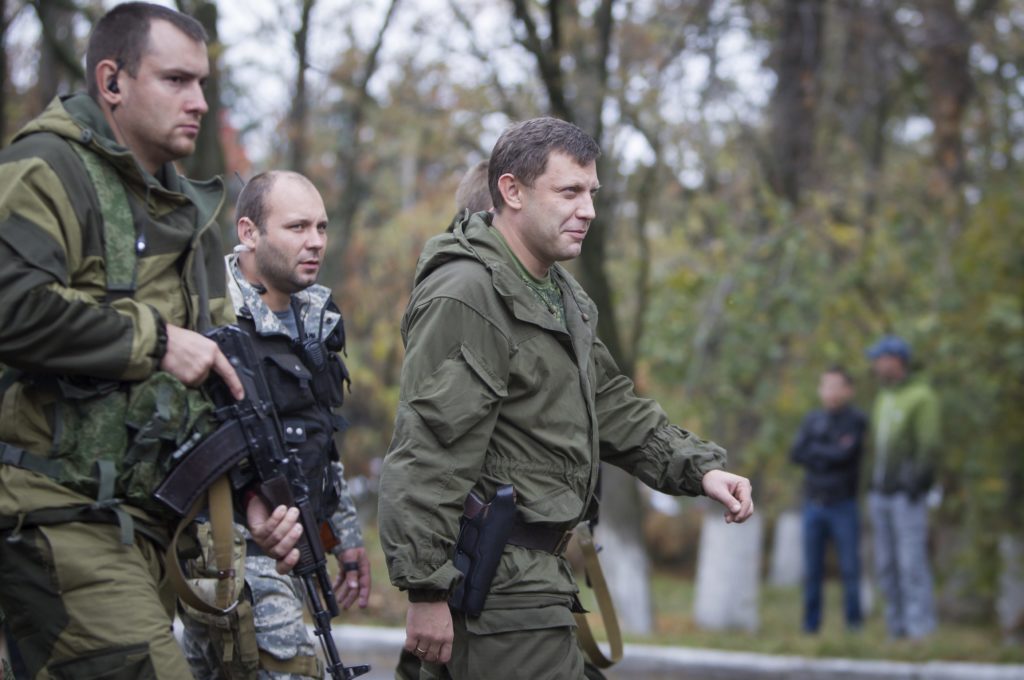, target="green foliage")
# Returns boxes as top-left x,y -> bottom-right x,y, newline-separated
5,0 -> 1021,630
